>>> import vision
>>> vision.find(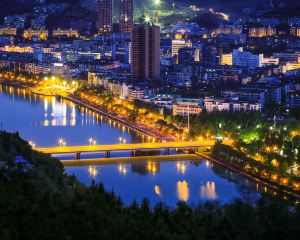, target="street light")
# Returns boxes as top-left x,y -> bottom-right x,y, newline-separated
72,81 -> 76,89
154,0 -> 161,7
58,138 -> 65,147
123,139 -> 127,144
119,137 -> 123,143
29,140 -> 36,148
63,81 -> 67,89
144,15 -> 151,23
